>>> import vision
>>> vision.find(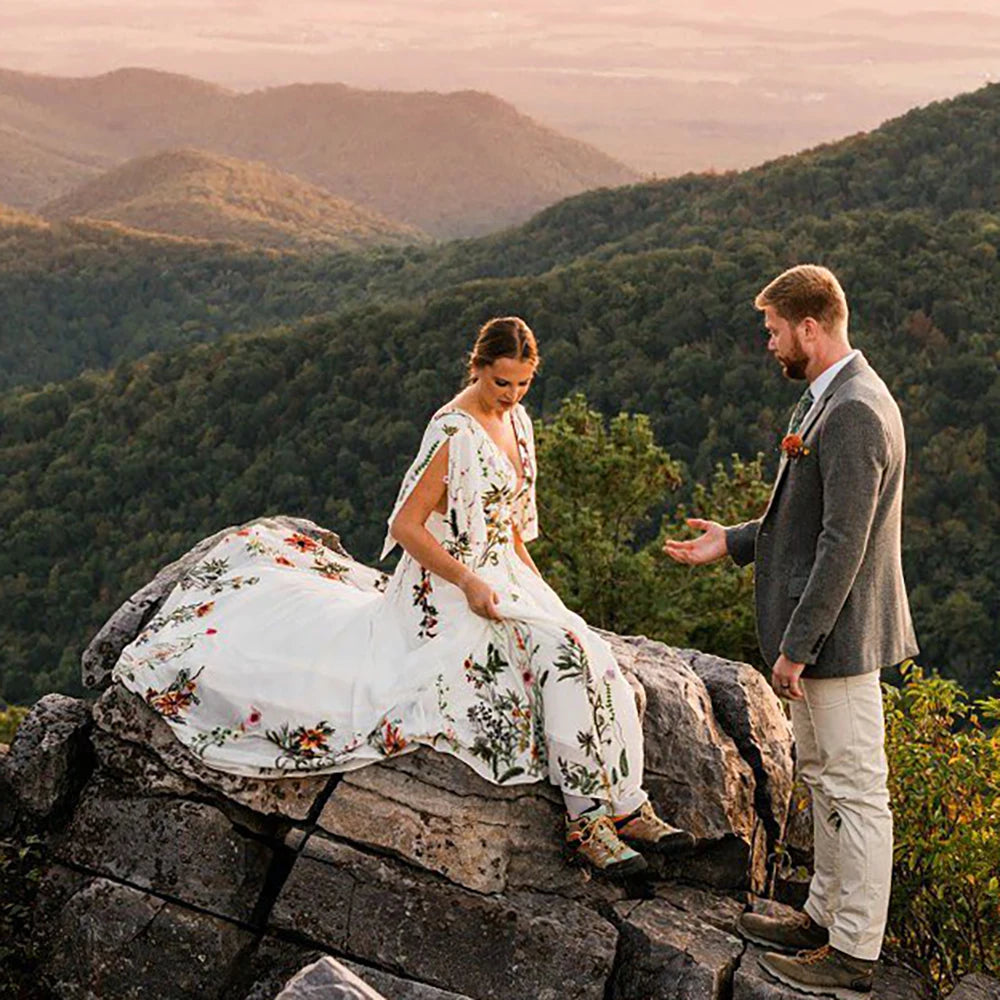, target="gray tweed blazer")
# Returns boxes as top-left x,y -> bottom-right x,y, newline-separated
726,352 -> 918,678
